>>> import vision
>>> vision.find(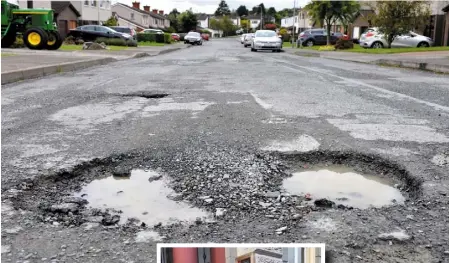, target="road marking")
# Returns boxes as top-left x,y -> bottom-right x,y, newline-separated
271,58 -> 449,113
